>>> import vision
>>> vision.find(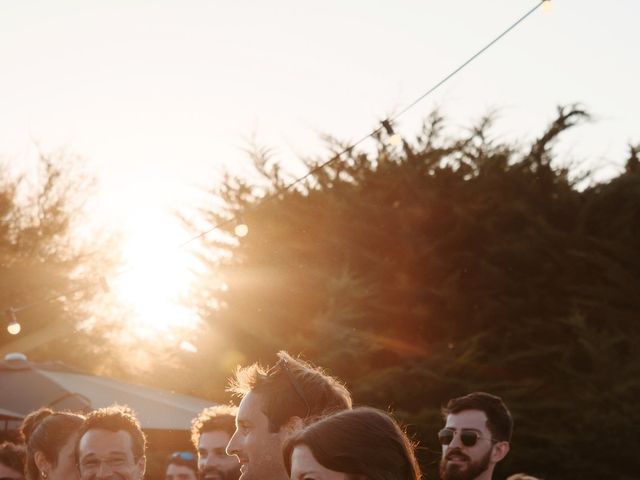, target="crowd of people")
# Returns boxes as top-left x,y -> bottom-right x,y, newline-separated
0,351 -> 541,480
